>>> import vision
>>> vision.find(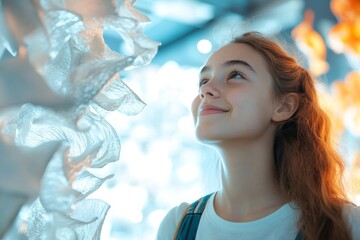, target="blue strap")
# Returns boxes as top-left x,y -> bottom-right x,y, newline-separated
175,193 -> 212,240
295,230 -> 303,240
